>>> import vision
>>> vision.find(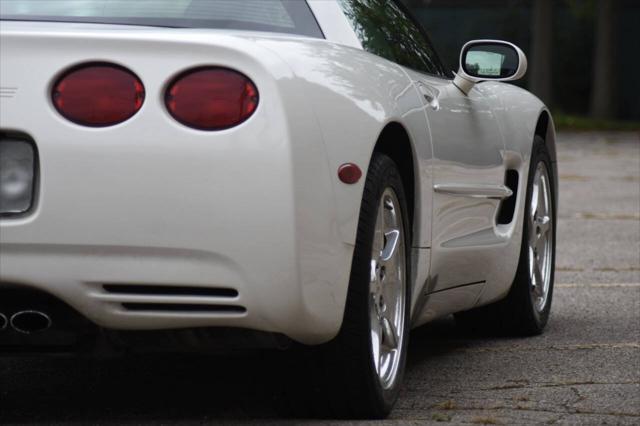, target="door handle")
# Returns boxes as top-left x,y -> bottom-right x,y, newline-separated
417,83 -> 440,111
423,93 -> 440,110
